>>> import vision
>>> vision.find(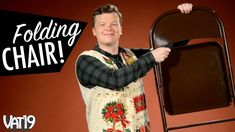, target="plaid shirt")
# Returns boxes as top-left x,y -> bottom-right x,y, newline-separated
76,45 -> 156,91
